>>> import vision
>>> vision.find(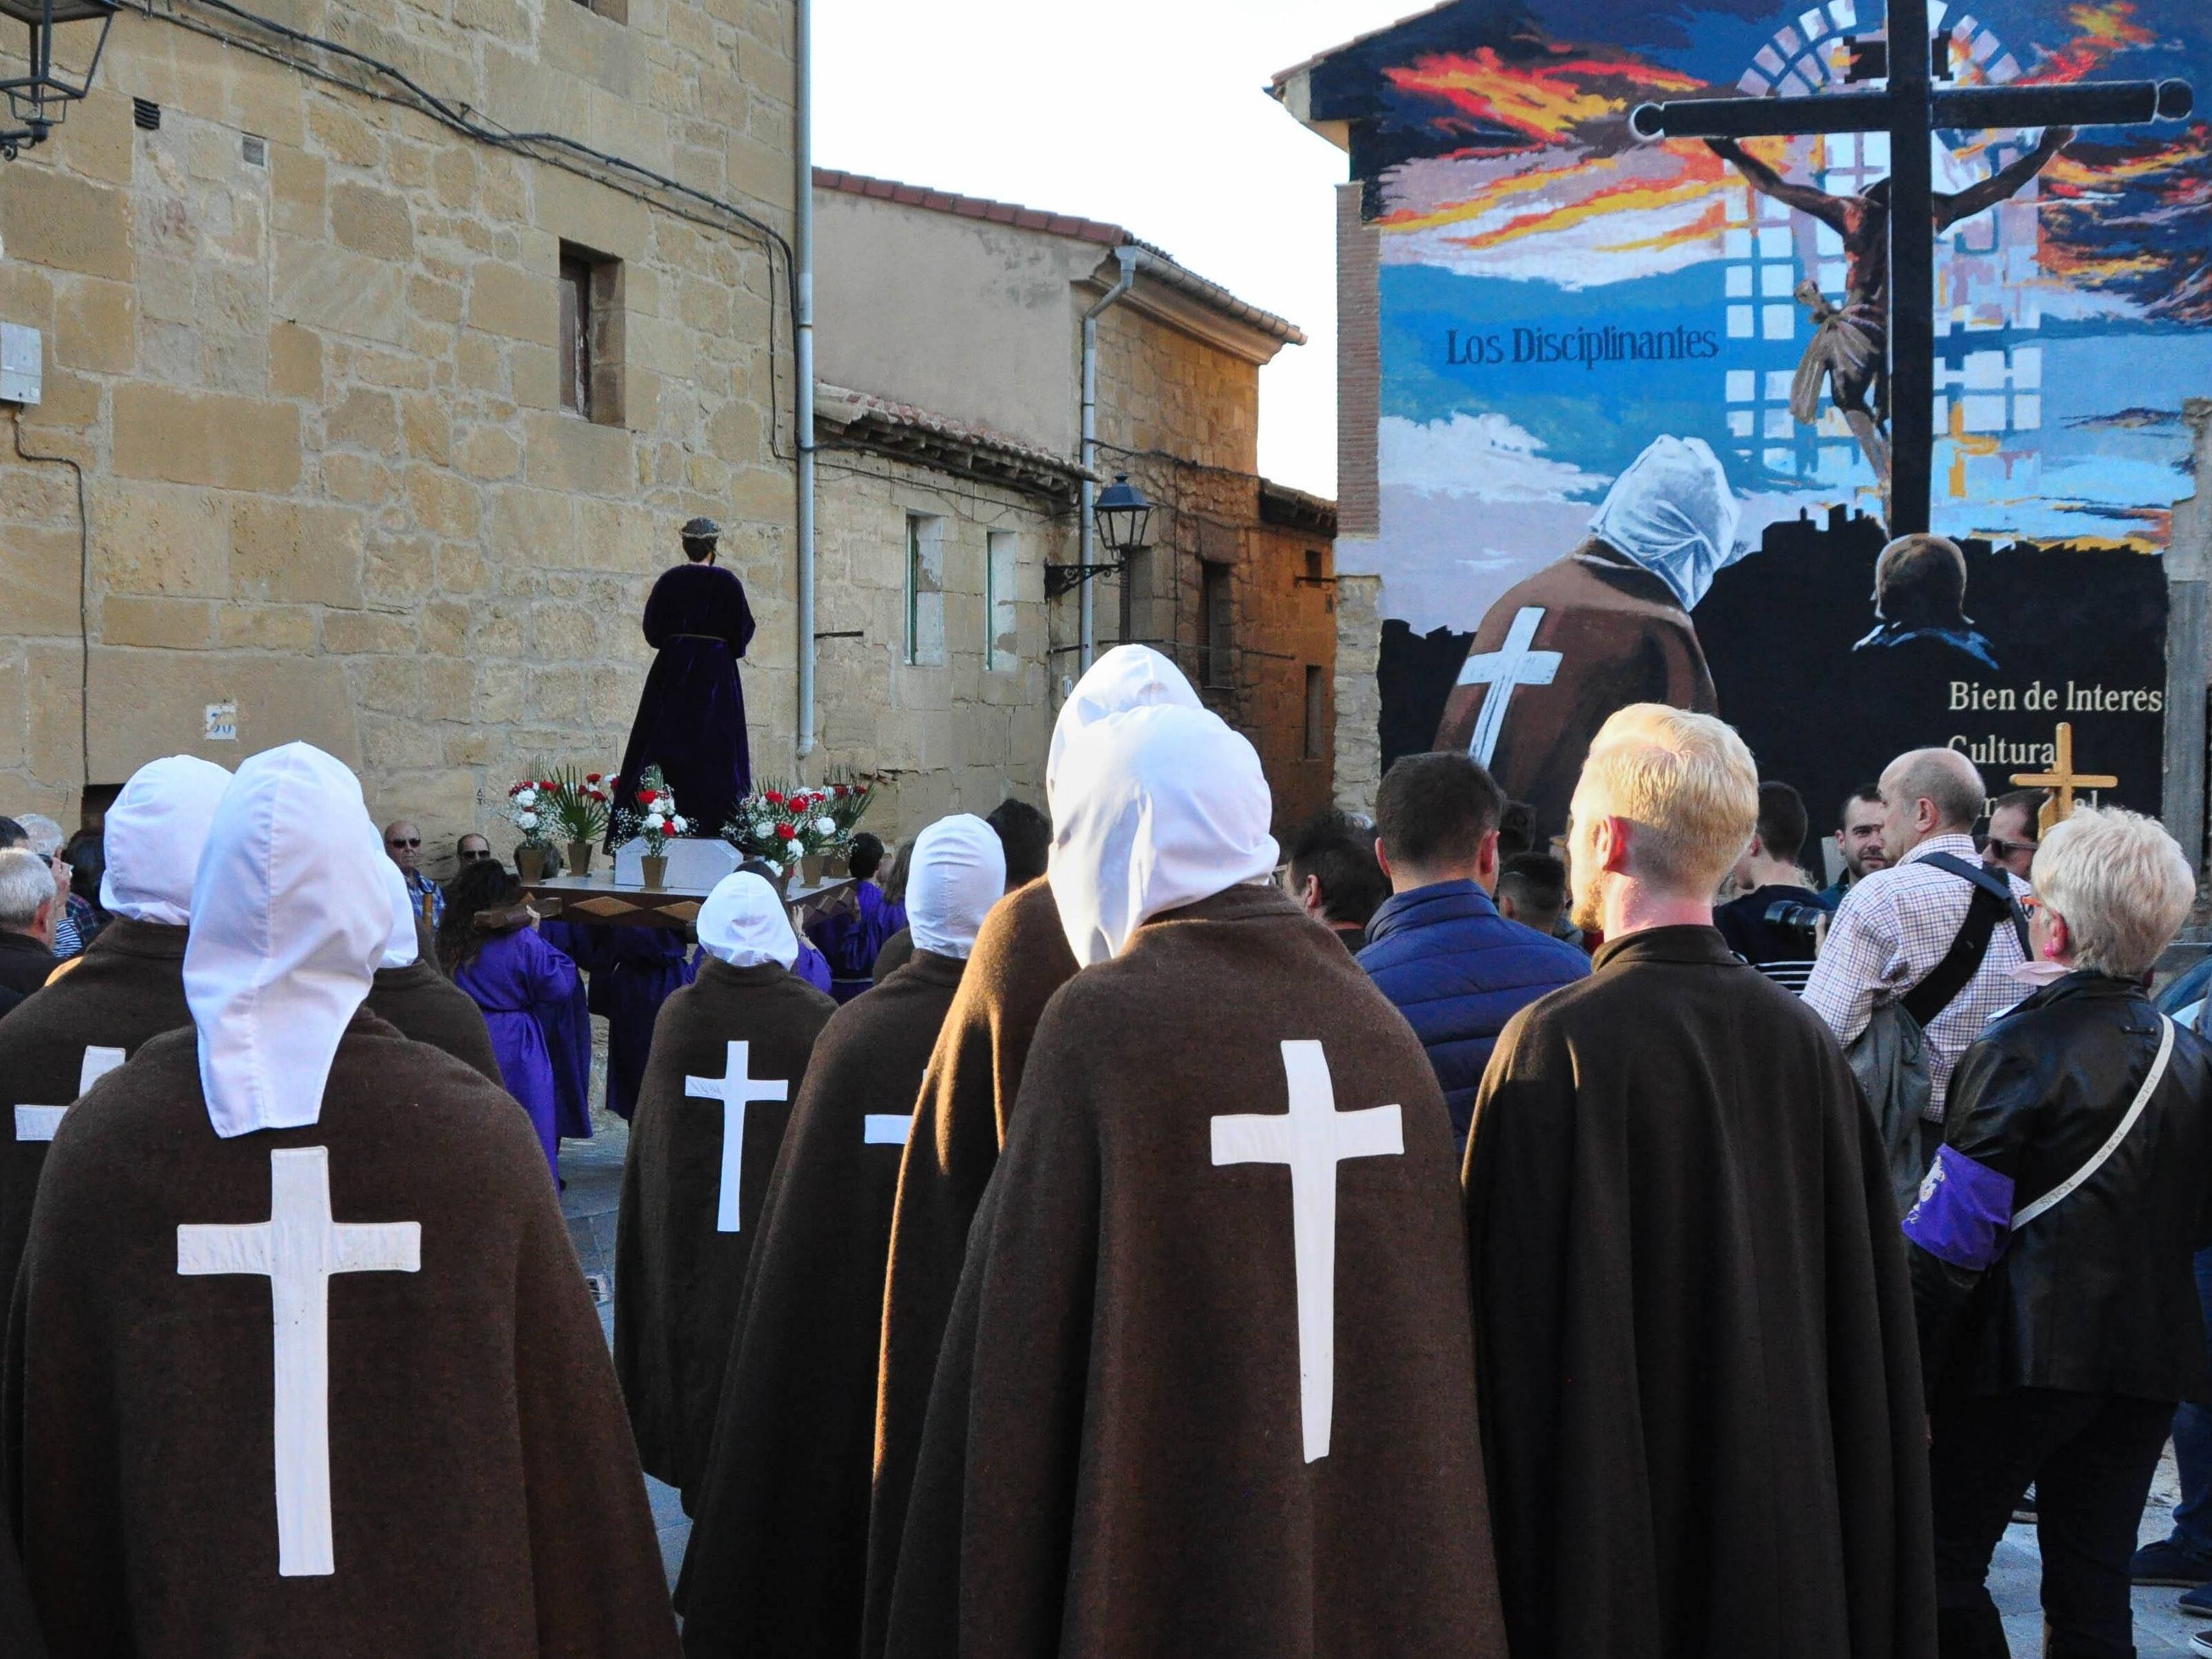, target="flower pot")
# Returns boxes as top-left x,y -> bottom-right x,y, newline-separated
516,845 -> 549,883
566,841 -> 594,879
640,854 -> 669,892
825,854 -> 850,879
801,853 -> 825,887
